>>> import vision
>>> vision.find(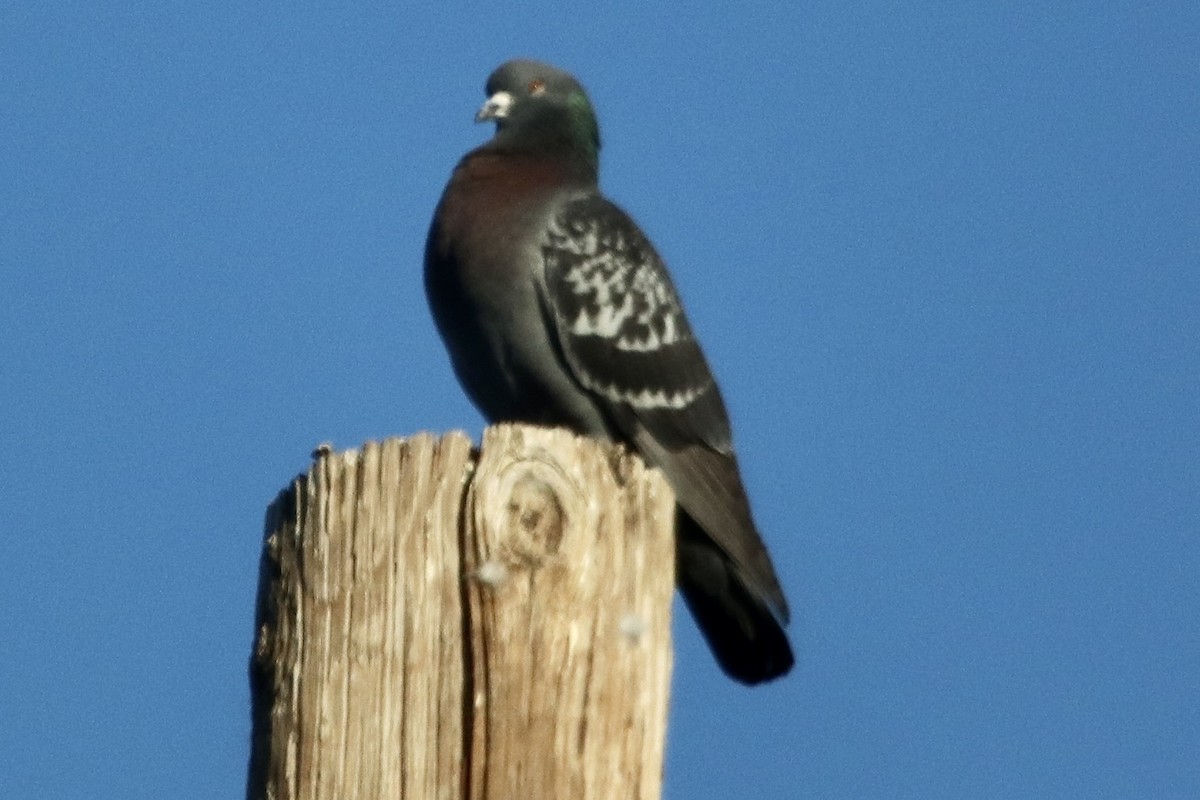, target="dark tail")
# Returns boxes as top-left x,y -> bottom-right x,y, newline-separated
676,516 -> 794,685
